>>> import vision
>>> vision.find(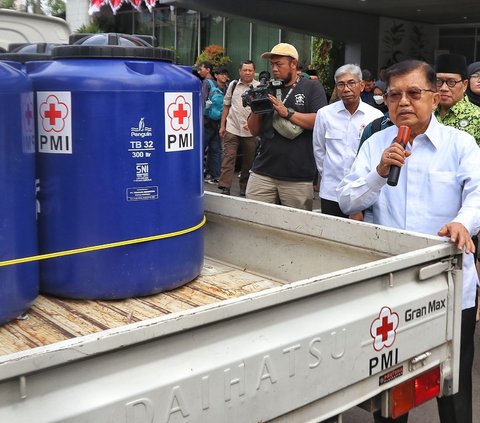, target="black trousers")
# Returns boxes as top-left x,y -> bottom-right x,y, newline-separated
373,305 -> 476,423
320,198 -> 348,218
